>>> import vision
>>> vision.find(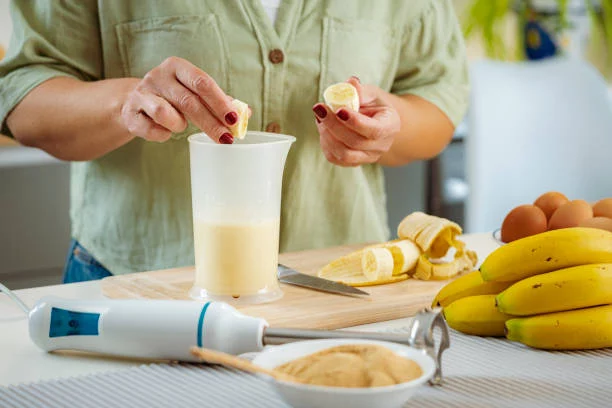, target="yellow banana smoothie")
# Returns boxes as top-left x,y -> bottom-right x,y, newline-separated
193,218 -> 280,297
